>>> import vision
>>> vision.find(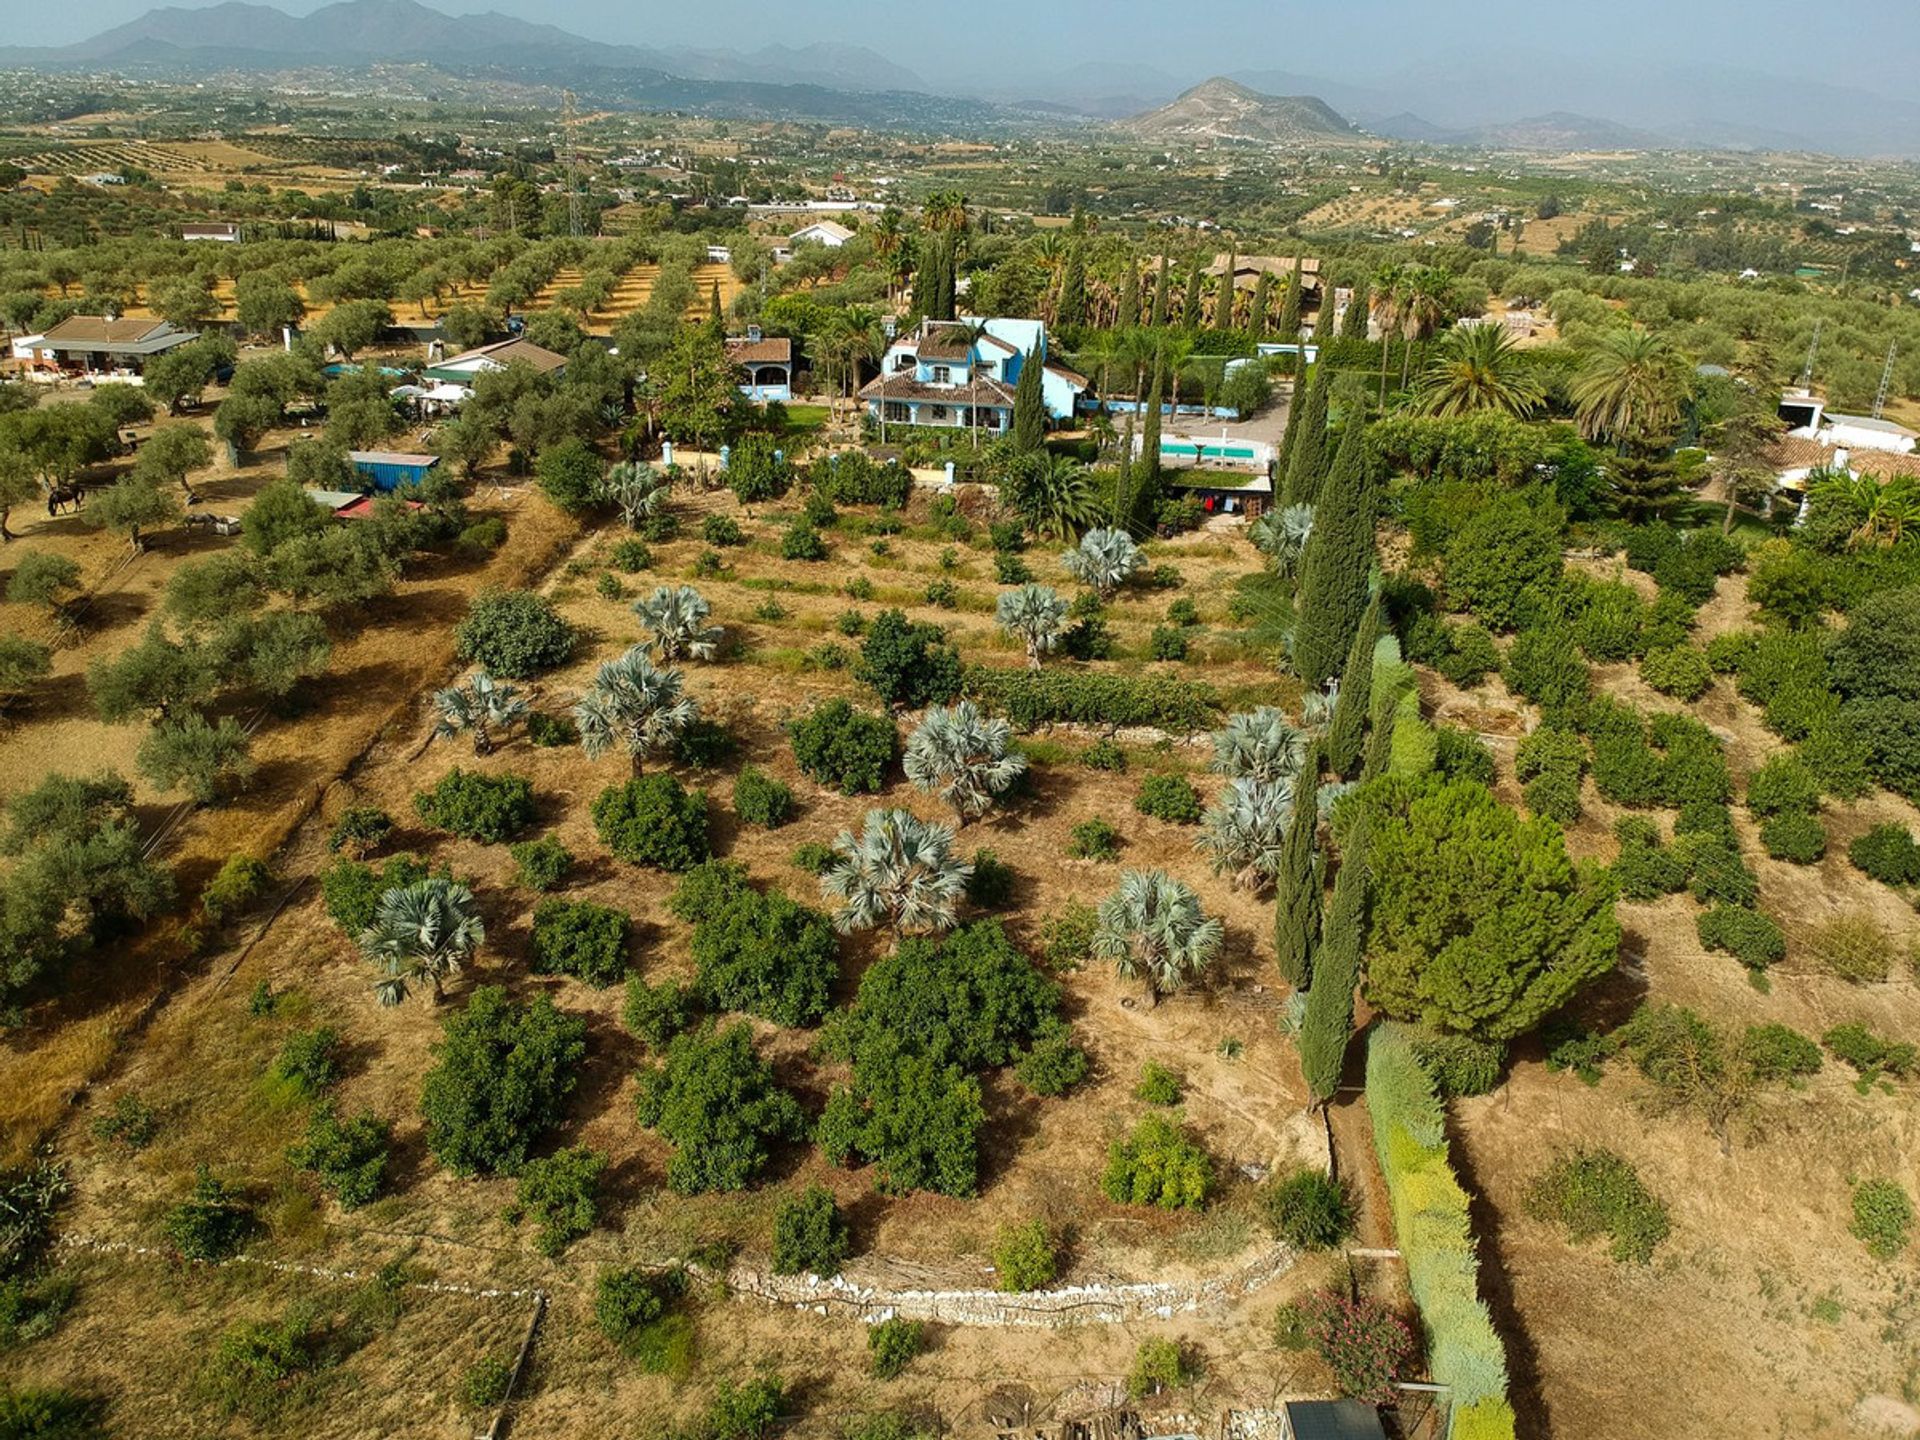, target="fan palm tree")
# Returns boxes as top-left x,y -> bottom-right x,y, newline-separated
1411,324 -> 1545,419
1062,527 -> 1143,599
360,876 -> 484,1006
903,700 -> 1028,823
634,584 -> 724,661
924,191 -> 970,233
1369,262 -> 1409,402
431,669 -> 528,756
995,583 -> 1071,668
1211,707 -> 1313,783
872,207 -> 906,305
1091,869 -> 1224,1007
820,807 -> 972,936
1569,328 -> 1692,447
1397,266 -> 1451,390
1197,775 -> 1295,890
598,461 -> 669,529
1248,502 -> 1314,579
574,646 -> 698,775
958,318 -> 993,451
